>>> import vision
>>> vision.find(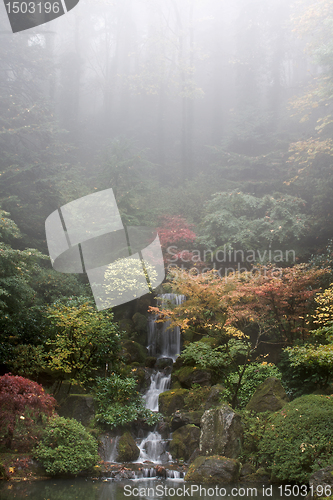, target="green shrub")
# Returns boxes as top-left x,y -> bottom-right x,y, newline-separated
280,346 -> 333,398
180,341 -> 226,370
34,416 -> 99,475
239,410 -> 270,466
230,362 -> 282,408
259,394 -> 333,483
93,375 -> 160,428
